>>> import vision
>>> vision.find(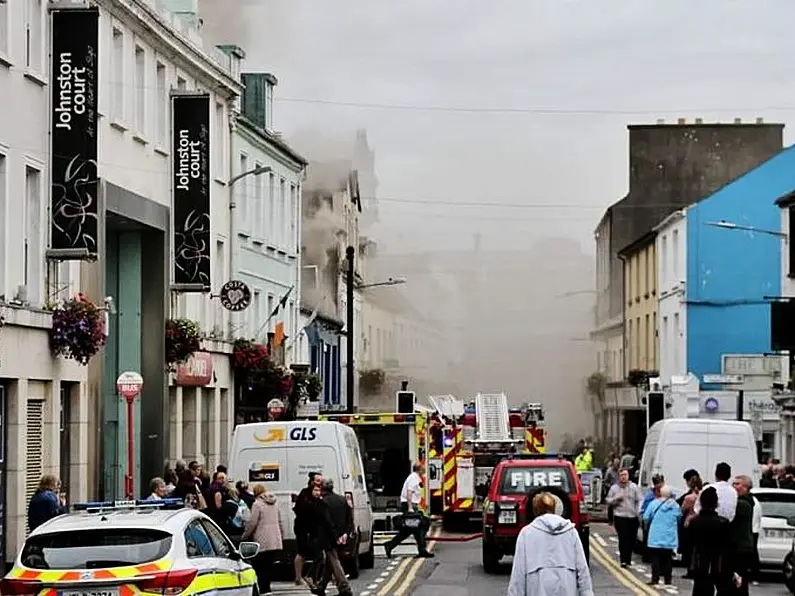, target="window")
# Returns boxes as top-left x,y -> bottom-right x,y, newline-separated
672,230 -> 680,281
673,313 -> 680,373
498,467 -> 574,495
184,521 -> 214,558
264,82 -> 274,130
24,166 -> 41,304
645,314 -> 651,369
214,103 -> 224,178
134,46 -> 146,133
176,76 -> 187,91
252,290 -> 261,338
0,1 -> 8,55
625,261 -> 632,304
290,184 -> 297,251
238,153 -> 249,232
112,27 -> 124,120
21,529 -> 172,569
662,315 -> 669,373
652,312 -> 657,368
627,319 -> 633,370
268,173 -> 275,243
288,300 -> 294,337
25,0 -> 42,70
200,519 -> 233,558
0,154 -> 5,298
279,178 -> 286,247
254,162 -> 264,238
213,240 -> 225,333
660,235 -> 668,285
267,294 -> 274,333
155,62 -> 167,145
645,248 -> 652,296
